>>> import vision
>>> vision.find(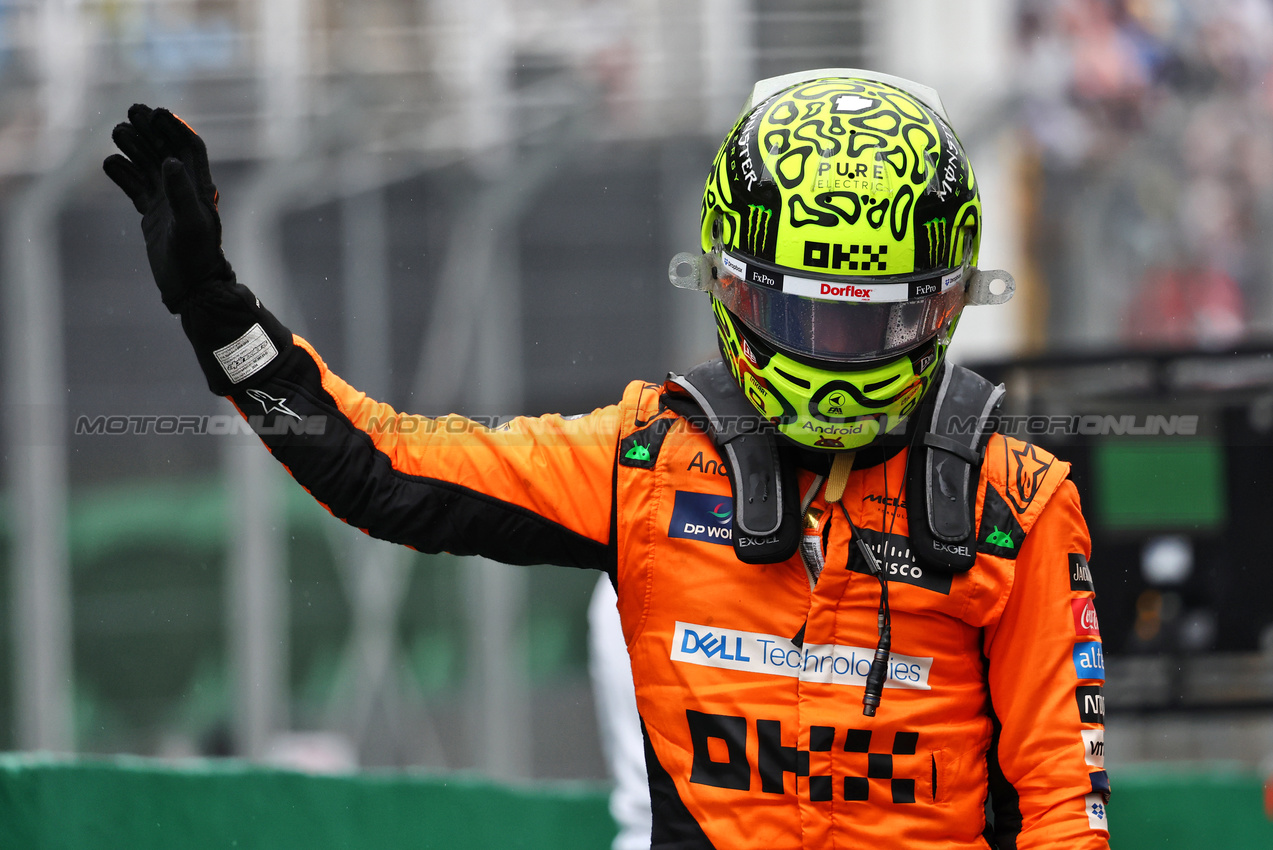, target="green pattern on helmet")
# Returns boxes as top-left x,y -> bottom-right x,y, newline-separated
701,77 -> 981,276
712,299 -> 943,451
